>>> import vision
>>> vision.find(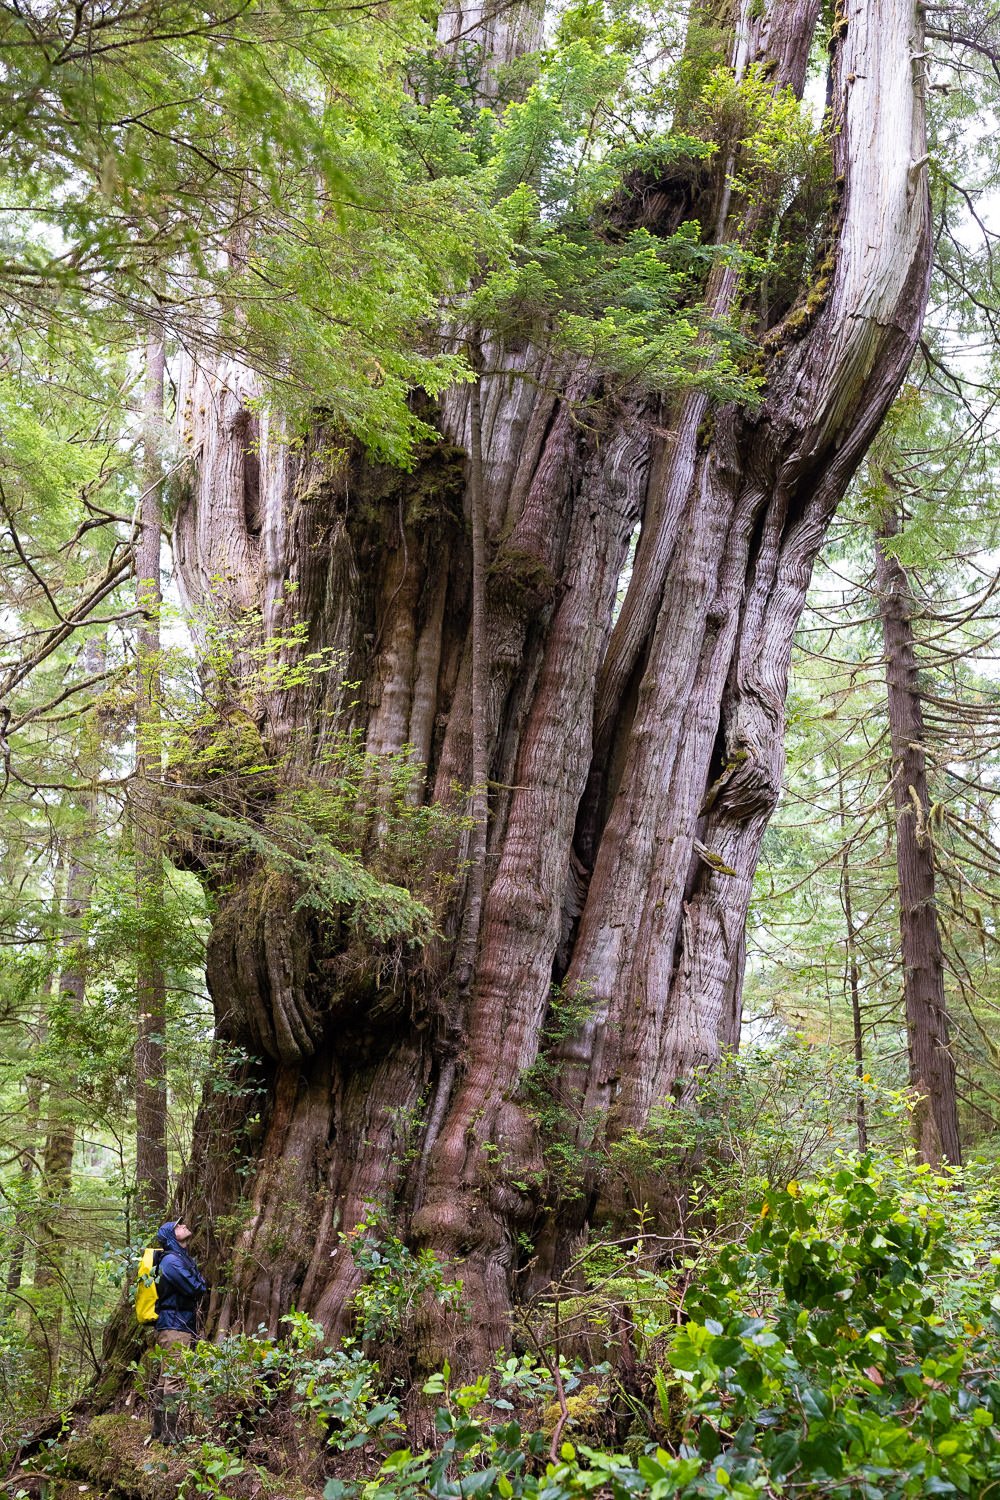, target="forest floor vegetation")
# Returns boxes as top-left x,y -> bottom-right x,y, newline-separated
8,1058 -> 1000,1500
